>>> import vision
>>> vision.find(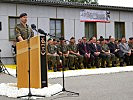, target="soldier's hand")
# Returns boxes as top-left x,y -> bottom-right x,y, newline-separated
64,53 -> 68,57
115,49 -> 118,52
76,53 -> 80,56
59,51 -> 62,55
